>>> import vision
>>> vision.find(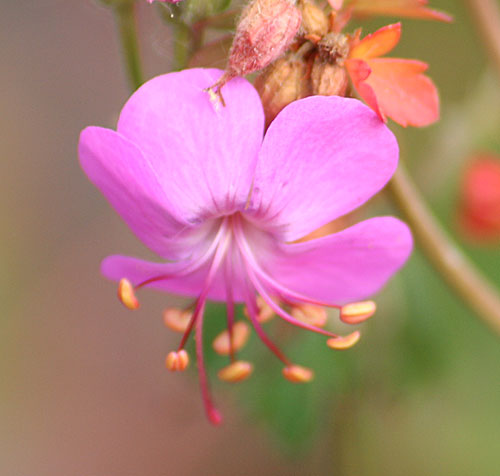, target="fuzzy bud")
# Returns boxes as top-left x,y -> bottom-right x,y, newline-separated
298,0 -> 328,37
228,0 -> 302,78
254,53 -> 309,127
310,55 -> 348,96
